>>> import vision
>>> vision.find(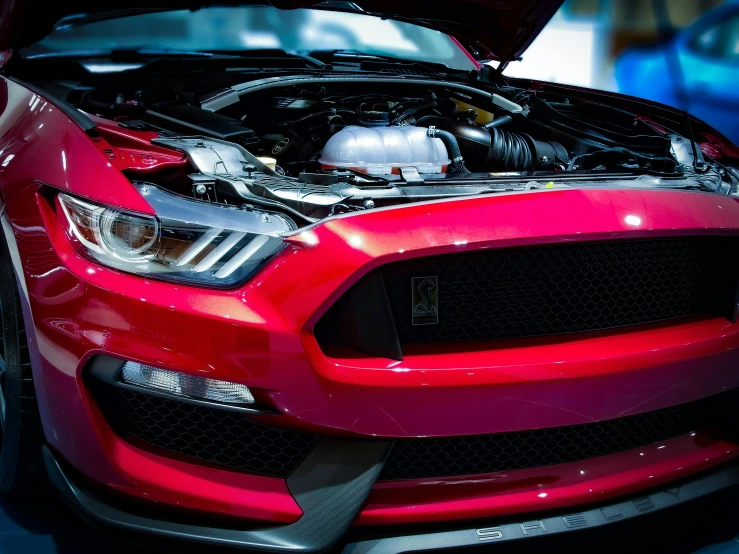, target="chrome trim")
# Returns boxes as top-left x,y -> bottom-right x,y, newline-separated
214,235 -> 271,279
174,227 -> 223,266
192,231 -> 247,273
